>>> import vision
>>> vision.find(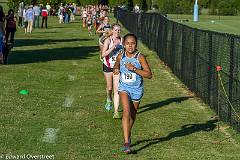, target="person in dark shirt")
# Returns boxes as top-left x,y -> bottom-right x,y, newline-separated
5,9 -> 17,44
0,5 -> 5,64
